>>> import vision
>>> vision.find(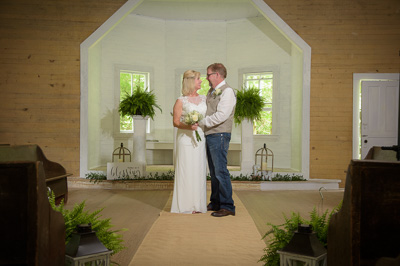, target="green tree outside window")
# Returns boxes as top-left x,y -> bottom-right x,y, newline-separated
244,73 -> 273,135
120,72 -> 148,131
198,76 -> 211,95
